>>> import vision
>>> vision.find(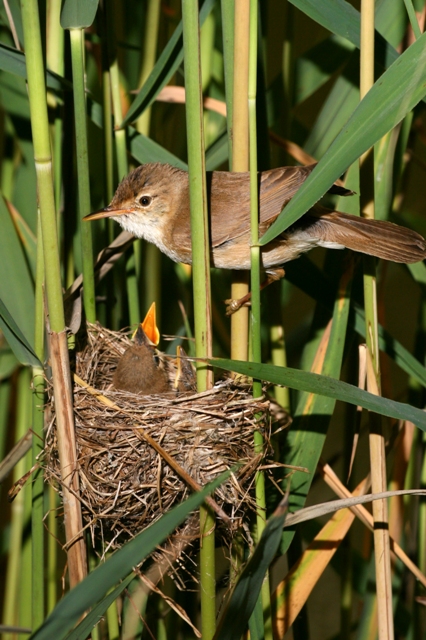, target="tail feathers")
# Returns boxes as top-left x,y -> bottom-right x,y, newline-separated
306,209 -> 426,264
